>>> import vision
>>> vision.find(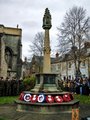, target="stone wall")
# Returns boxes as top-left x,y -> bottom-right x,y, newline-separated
0,25 -> 22,79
